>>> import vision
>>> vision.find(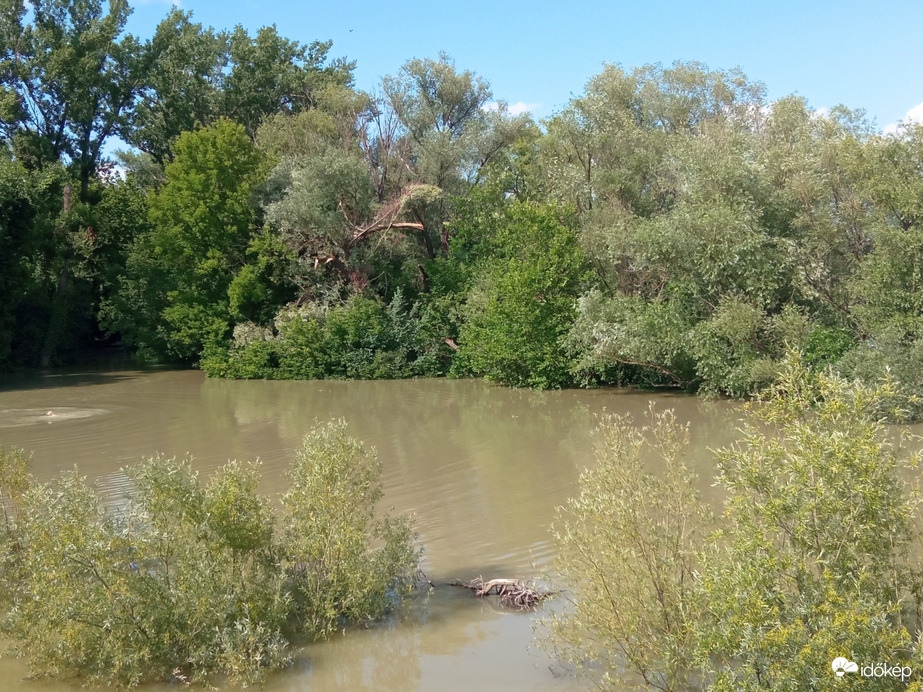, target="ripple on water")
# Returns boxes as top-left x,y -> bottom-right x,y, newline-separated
0,406 -> 110,428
